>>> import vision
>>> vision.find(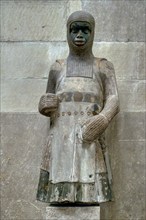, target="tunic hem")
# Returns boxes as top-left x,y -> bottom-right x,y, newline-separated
36,169 -> 113,204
